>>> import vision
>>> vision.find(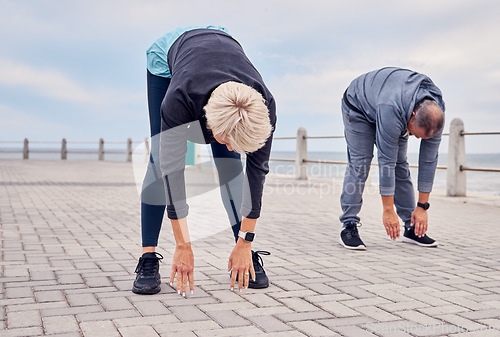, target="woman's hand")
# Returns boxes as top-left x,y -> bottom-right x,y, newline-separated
170,243 -> 194,297
228,239 -> 255,291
